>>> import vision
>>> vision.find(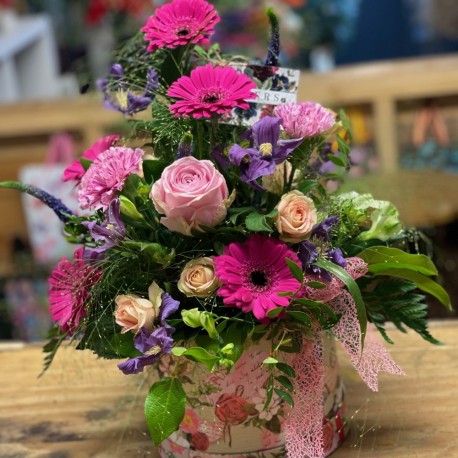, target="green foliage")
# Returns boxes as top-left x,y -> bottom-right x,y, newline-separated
361,277 -> 442,345
145,377 -> 186,446
40,326 -> 68,377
